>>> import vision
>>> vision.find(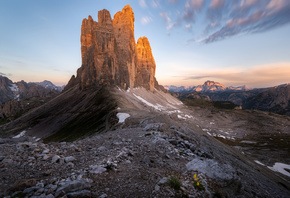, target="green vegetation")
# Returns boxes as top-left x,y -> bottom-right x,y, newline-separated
181,99 -> 213,108
182,98 -> 239,110
213,101 -> 239,109
0,117 -> 9,125
167,176 -> 182,190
